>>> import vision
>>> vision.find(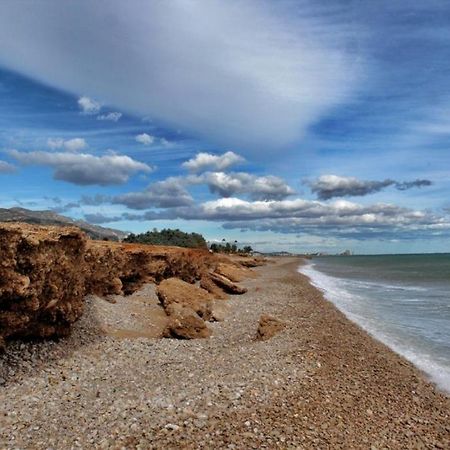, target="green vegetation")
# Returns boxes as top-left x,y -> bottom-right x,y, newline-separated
209,240 -> 253,254
124,228 -> 207,248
